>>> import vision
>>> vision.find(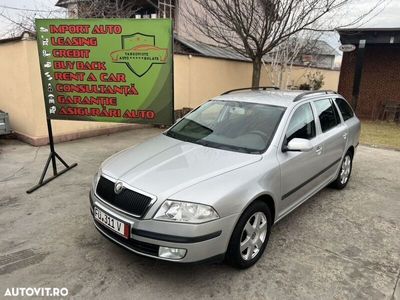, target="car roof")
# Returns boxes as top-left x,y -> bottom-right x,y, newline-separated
212,90 -> 339,108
